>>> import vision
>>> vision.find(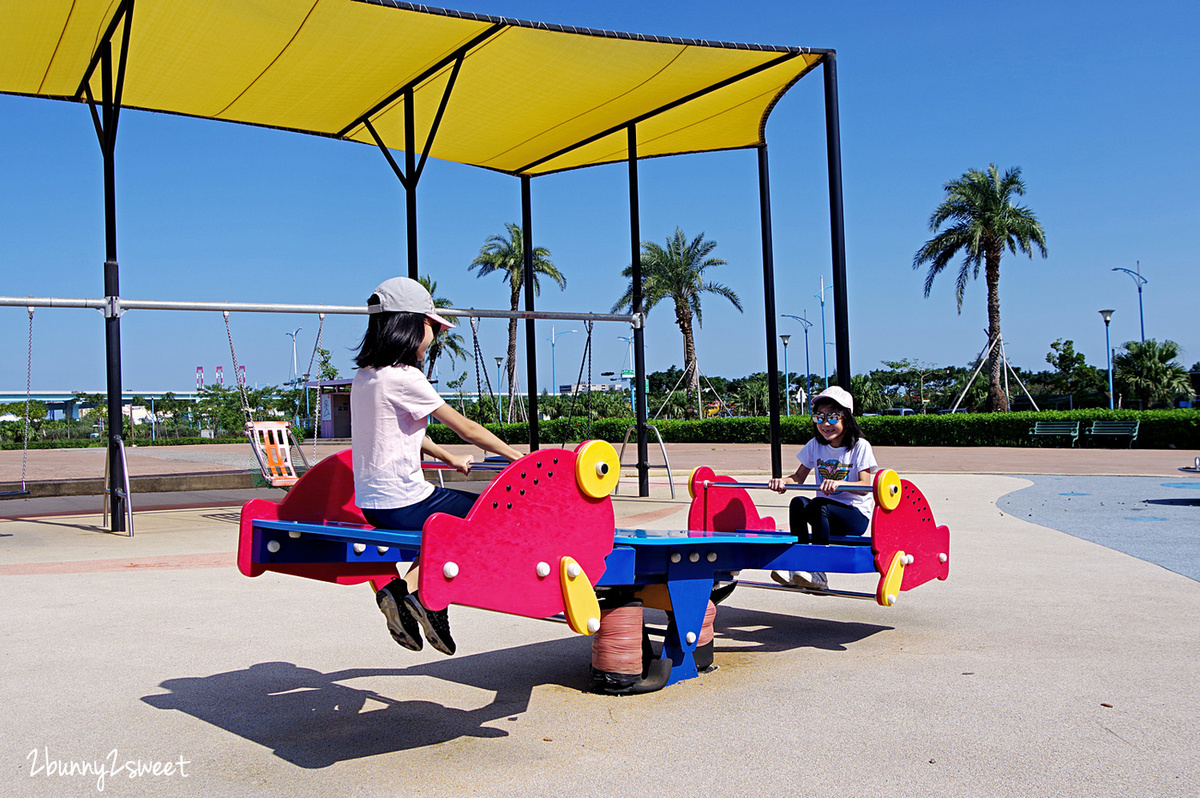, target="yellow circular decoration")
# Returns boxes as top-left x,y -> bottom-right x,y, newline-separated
874,469 -> 902,511
687,466 -> 704,500
575,439 -> 620,499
